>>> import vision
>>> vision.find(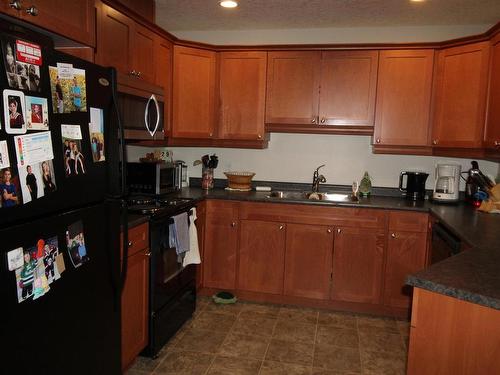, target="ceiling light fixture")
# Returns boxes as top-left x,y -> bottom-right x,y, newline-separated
410,0 -> 426,2
219,1 -> 238,8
